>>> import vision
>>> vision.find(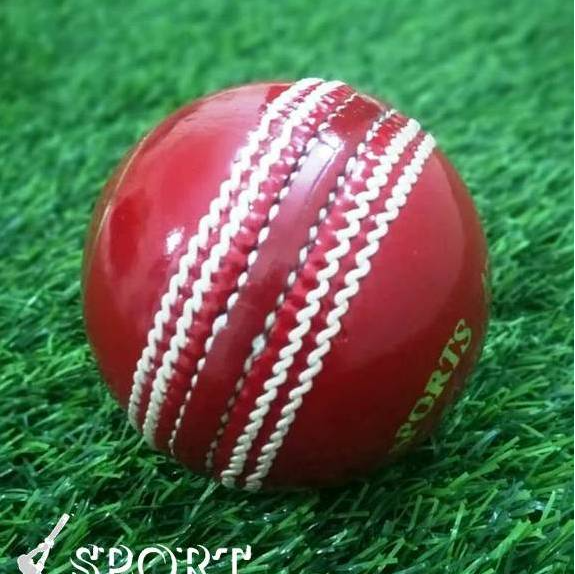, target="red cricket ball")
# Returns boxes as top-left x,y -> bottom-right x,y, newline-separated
83,79 -> 489,490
